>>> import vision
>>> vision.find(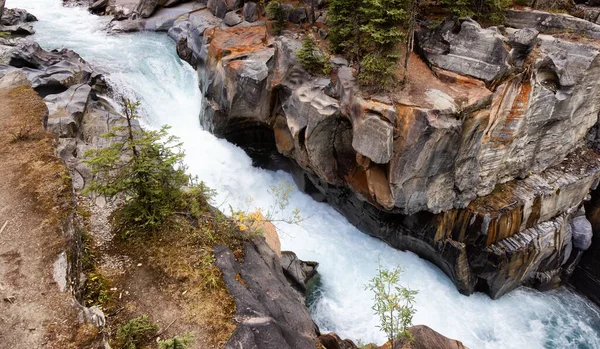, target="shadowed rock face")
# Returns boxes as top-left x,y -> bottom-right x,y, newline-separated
164,9 -> 600,298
